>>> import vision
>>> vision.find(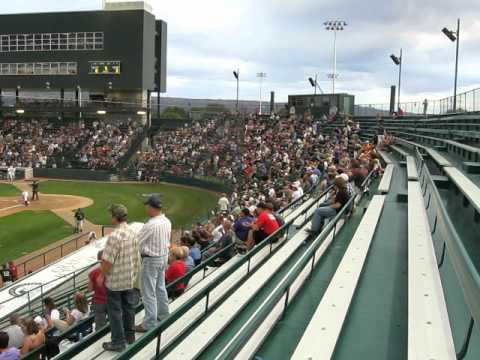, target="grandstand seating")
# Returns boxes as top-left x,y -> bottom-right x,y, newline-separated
406,156 -> 418,181
292,195 -> 385,359
51,187 -> 326,360
378,164 -> 394,194
407,181 -> 456,359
